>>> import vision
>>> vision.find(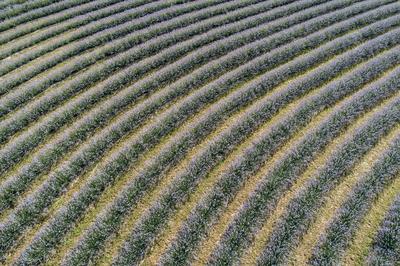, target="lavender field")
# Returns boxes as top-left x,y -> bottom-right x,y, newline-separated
0,0 -> 399,265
